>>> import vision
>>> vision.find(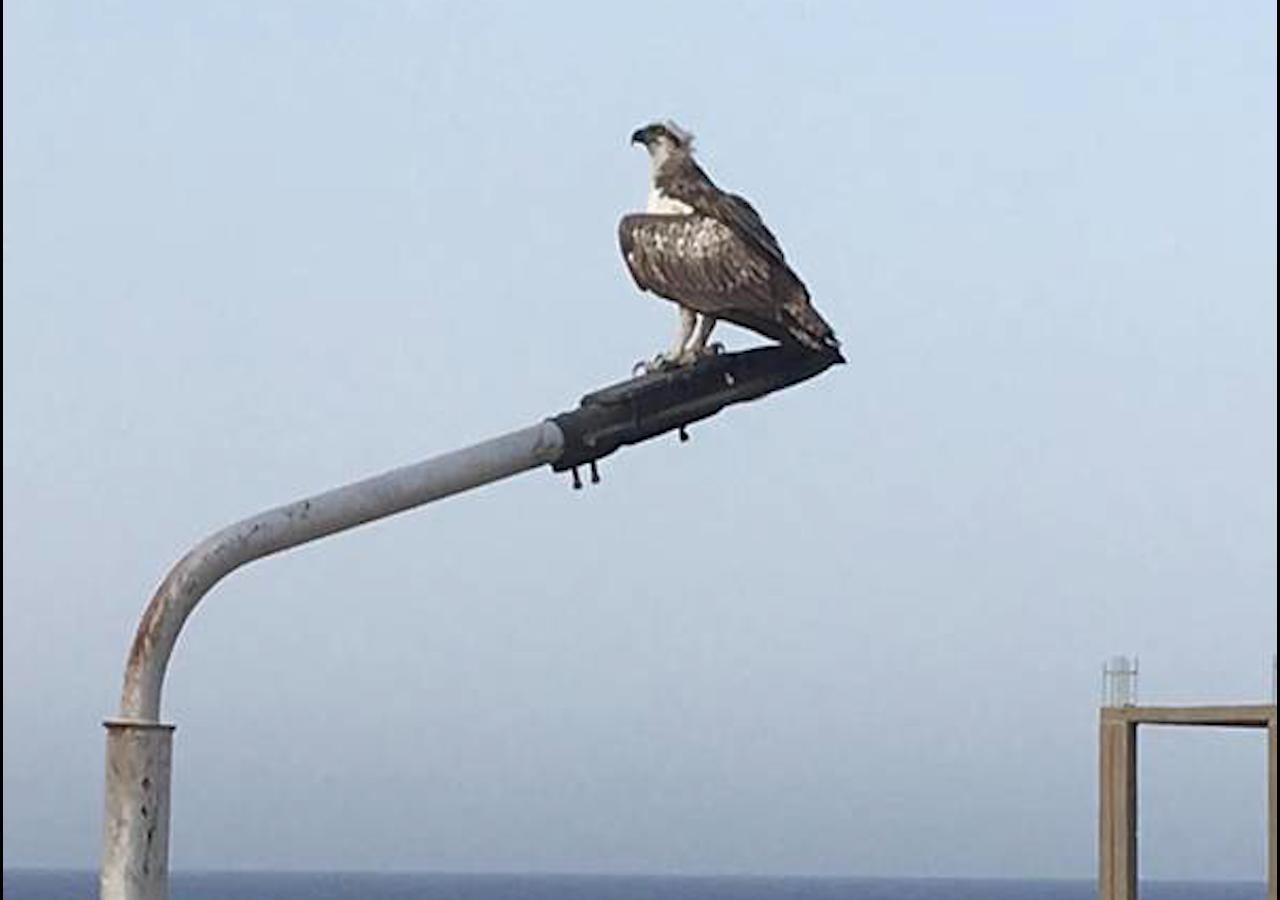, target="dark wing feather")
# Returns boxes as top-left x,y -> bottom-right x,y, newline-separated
618,213 -> 792,343
621,157 -> 842,352
655,160 -> 788,268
